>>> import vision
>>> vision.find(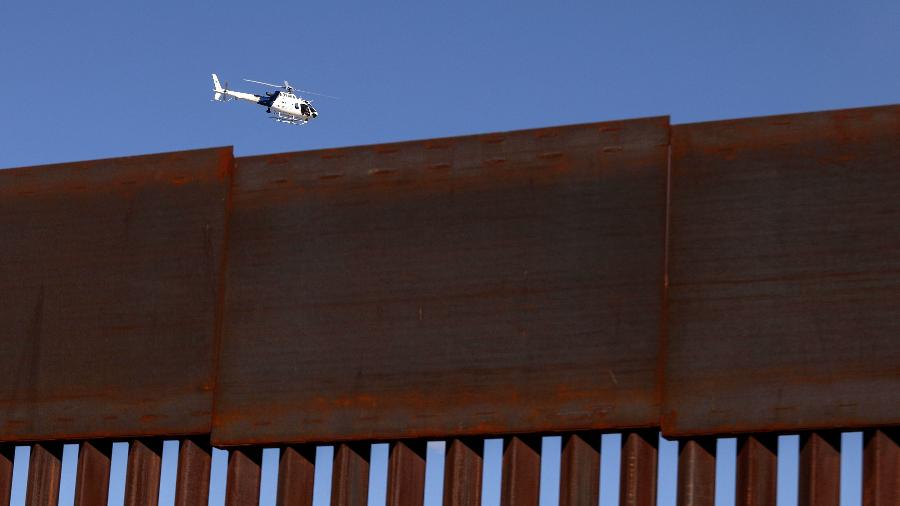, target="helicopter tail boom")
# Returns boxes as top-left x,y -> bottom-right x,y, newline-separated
211,73 -> 260,104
